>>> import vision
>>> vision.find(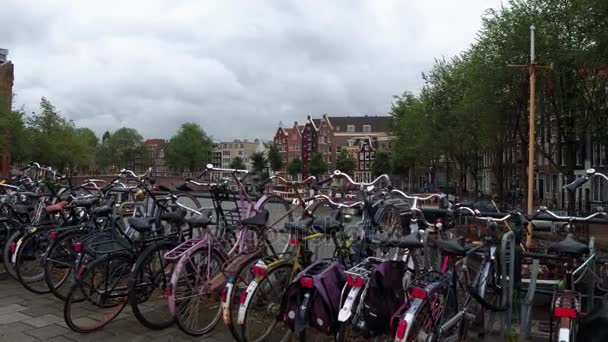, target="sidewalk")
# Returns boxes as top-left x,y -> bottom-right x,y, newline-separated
0,273 -> 231,342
